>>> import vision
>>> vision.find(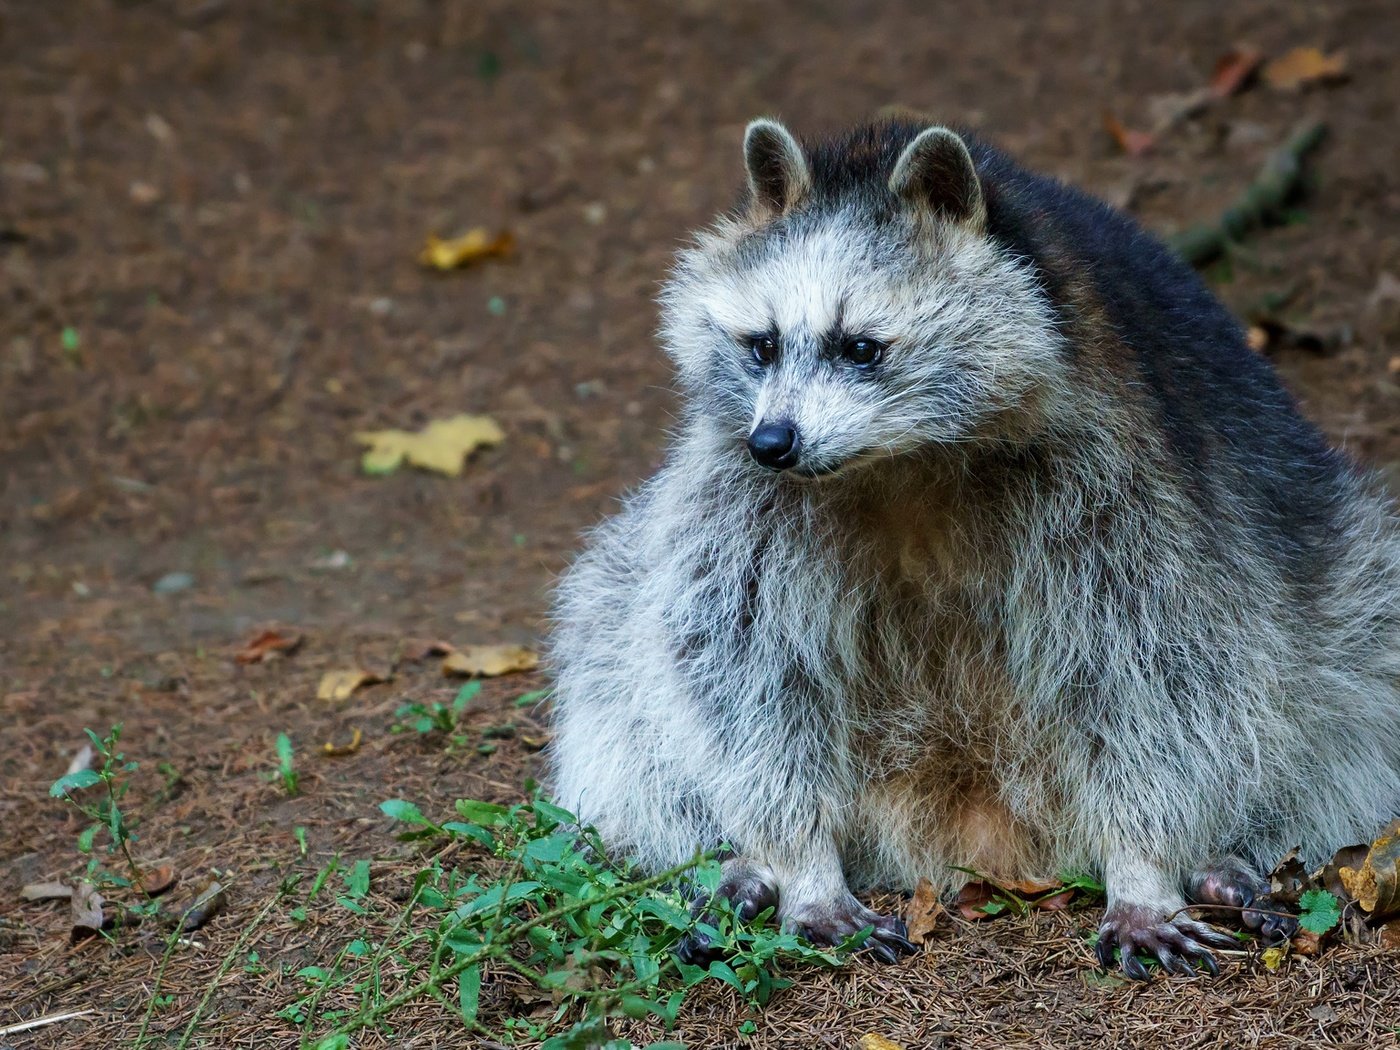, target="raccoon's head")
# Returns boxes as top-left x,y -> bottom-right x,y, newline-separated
661,118 -> 1067,479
